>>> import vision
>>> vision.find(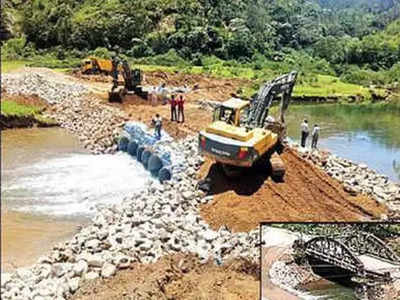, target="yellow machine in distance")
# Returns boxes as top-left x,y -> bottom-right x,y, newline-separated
199,72 -> 298,179
80,57 -> 116,75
